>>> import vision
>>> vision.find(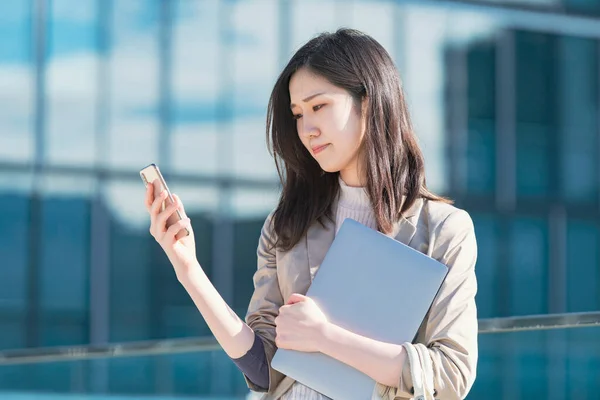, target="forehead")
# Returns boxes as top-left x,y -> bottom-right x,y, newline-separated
289,68 -> 346,102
